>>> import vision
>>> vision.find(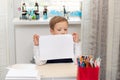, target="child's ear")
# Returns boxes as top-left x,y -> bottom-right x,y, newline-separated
50,29 -> 54,34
